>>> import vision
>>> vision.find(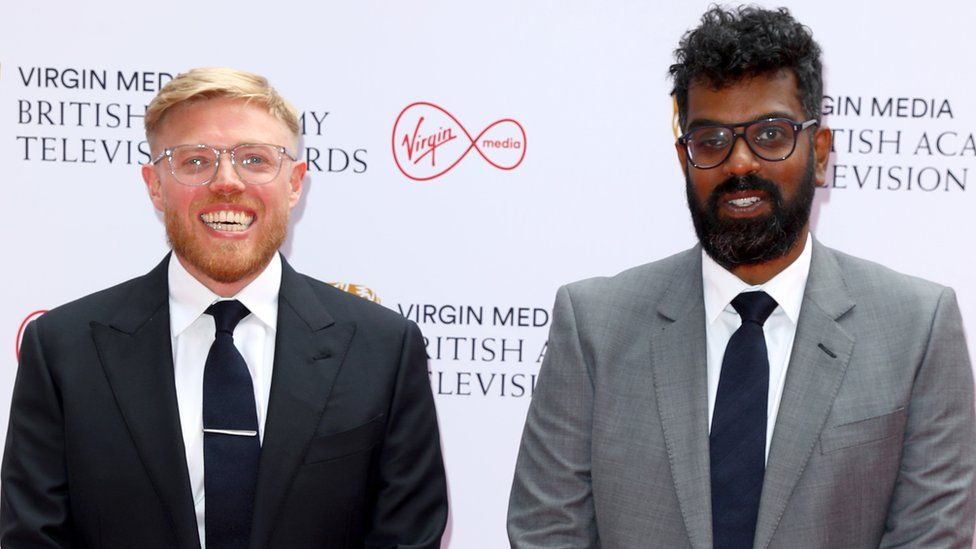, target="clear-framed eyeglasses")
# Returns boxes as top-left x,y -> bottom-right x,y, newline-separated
676,118 -> 818,170
150,143 -> 298,186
